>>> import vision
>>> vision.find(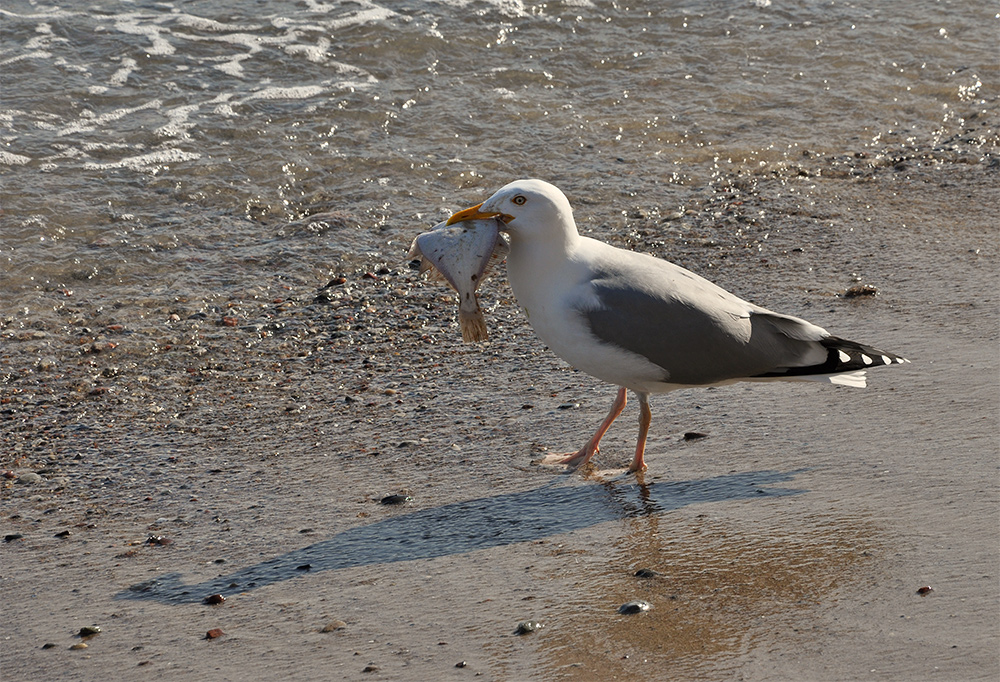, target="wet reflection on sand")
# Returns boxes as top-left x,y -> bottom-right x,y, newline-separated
514,505 -> 878,681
